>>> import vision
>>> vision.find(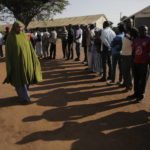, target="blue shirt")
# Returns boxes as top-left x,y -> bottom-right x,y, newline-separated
111,33 -> 124,54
